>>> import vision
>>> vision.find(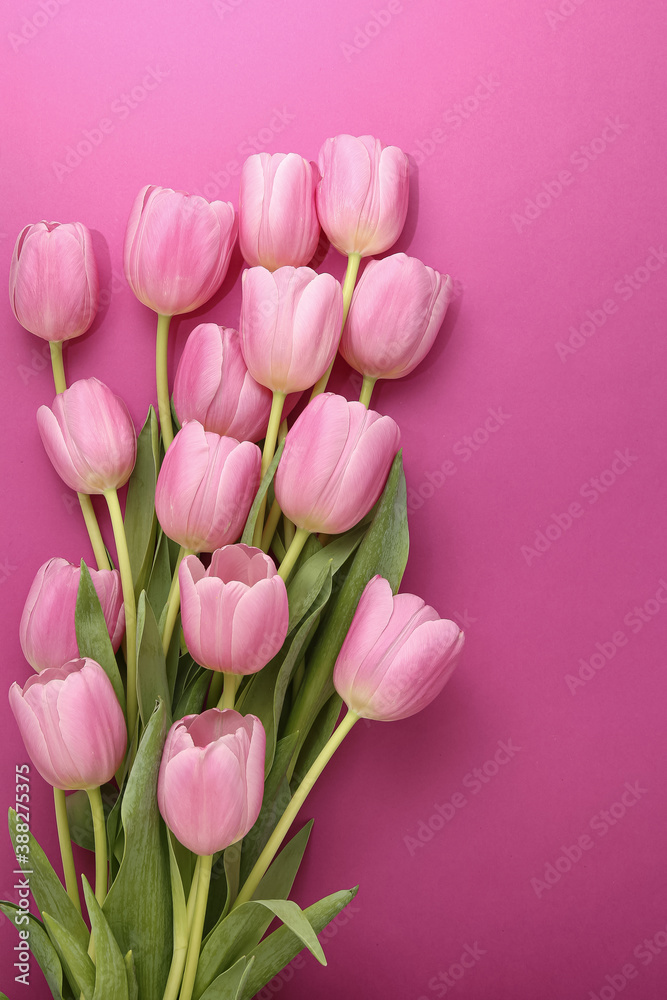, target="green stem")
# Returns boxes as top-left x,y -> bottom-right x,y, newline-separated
49,341 -> 66,394
77,493 -> 111,571
156,313 -> 174,452
277,527 -> 310,582
252,391 -> 285,547
53,788 -> 81,914
260,498 -> 283,553
359,375 -> 377,409
218,673 -> 239,711
162,546 -> 189,655
178,854 -> 212,1000
310,252 -> 361,398
86,786 -> 107,906
162,854 -> 200,1000
234,710 -> 358,908
205,671 -> 224,711
104,489 -> 138,742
